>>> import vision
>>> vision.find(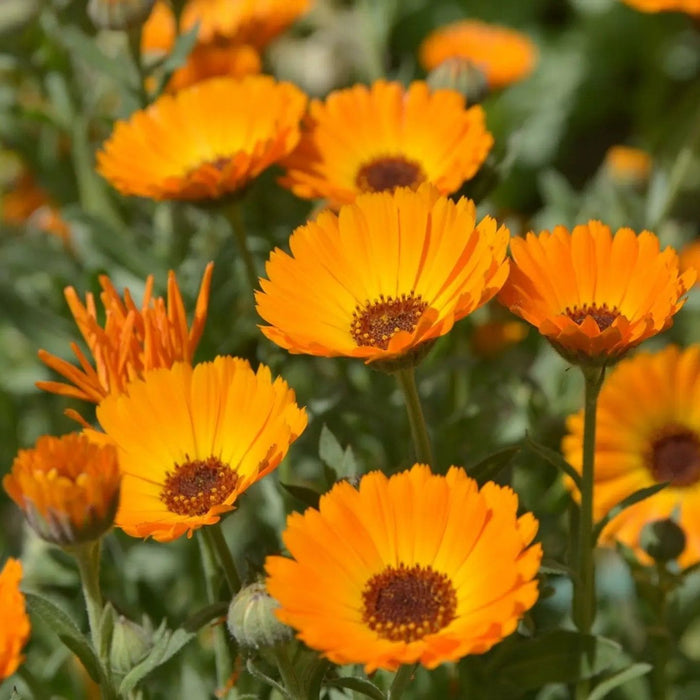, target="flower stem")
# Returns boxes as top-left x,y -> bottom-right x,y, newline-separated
205,522 -> 242,596
227,201 -> 260,293
395,367 -> 434,466
73,540 -> 104,651
271,642 -> 306,700
387,664 -> 416,700
649,565 -> 672,700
